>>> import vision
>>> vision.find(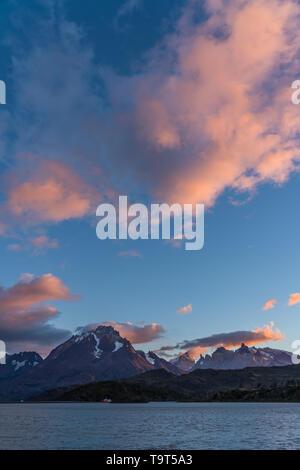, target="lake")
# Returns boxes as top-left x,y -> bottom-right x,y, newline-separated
0,402 -> 300,449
